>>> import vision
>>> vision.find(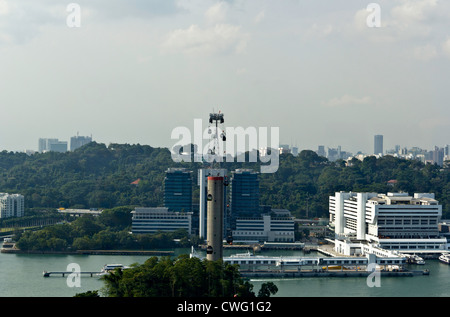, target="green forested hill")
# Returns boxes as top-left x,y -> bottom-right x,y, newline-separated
0,142 -> 448,218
